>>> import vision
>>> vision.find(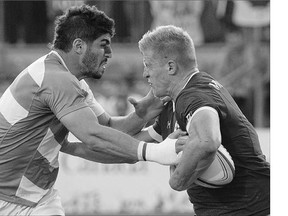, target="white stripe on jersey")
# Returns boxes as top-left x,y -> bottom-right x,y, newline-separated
147,125 -> 163,142
27,55 -> 47,87
37,128 -> 61,168
186,106 -> 218,132
15,176 -> 49,203
0,88 -> 28,125
80,80 -> 105,117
